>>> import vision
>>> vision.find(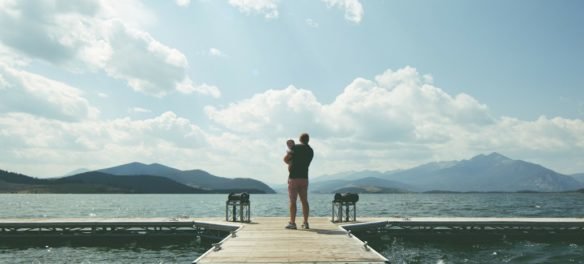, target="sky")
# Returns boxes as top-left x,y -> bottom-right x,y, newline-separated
0,0 -> 583,184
